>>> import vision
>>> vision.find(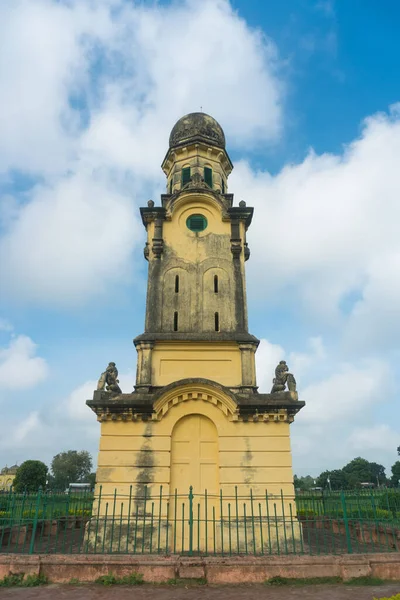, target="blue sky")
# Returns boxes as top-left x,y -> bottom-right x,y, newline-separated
0,0 -> 400,478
